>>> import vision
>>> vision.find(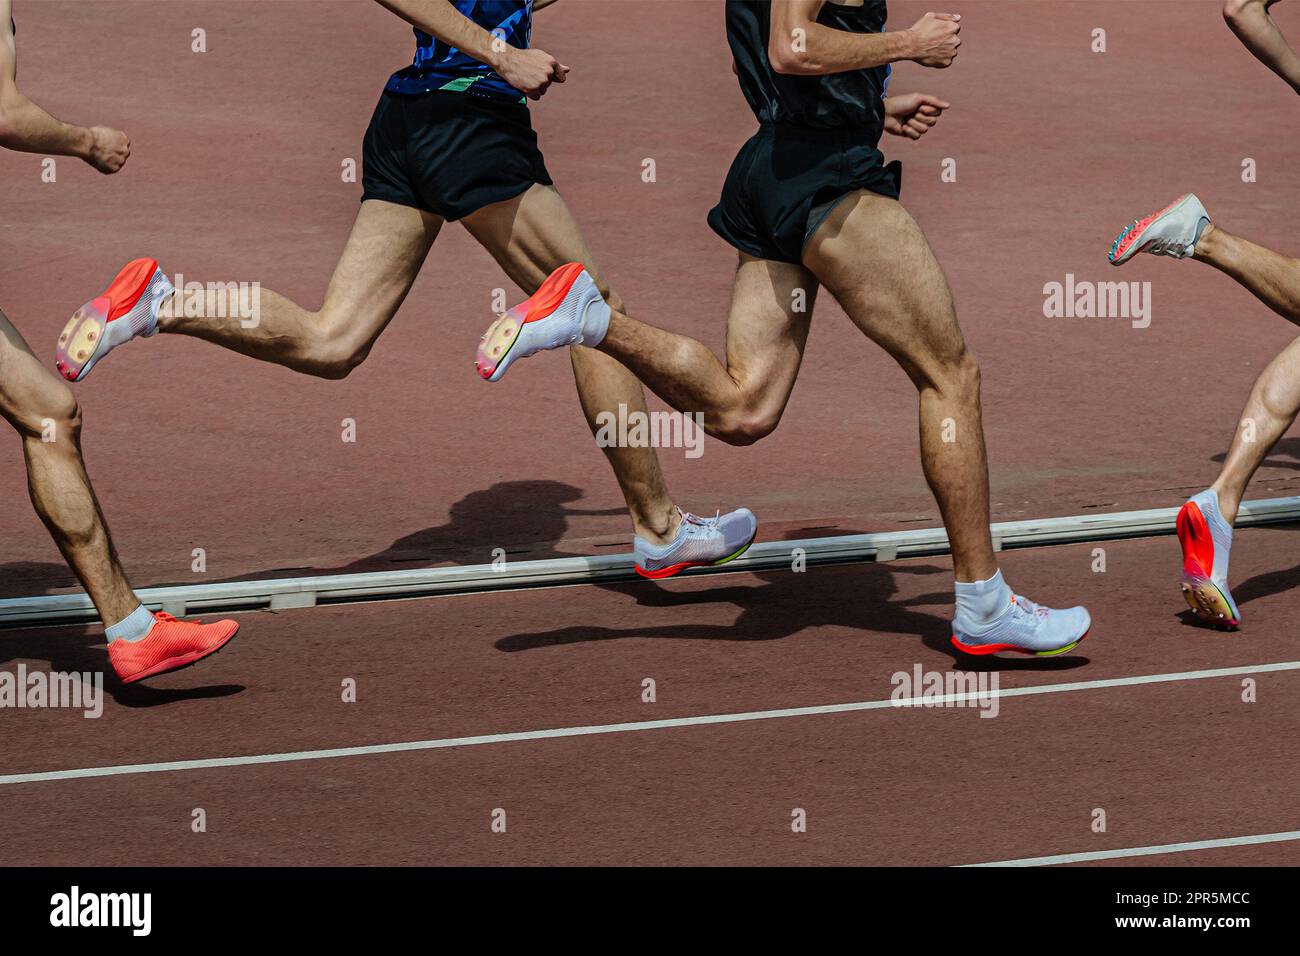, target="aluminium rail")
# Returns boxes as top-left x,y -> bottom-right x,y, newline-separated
2,495 -> 1299,627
